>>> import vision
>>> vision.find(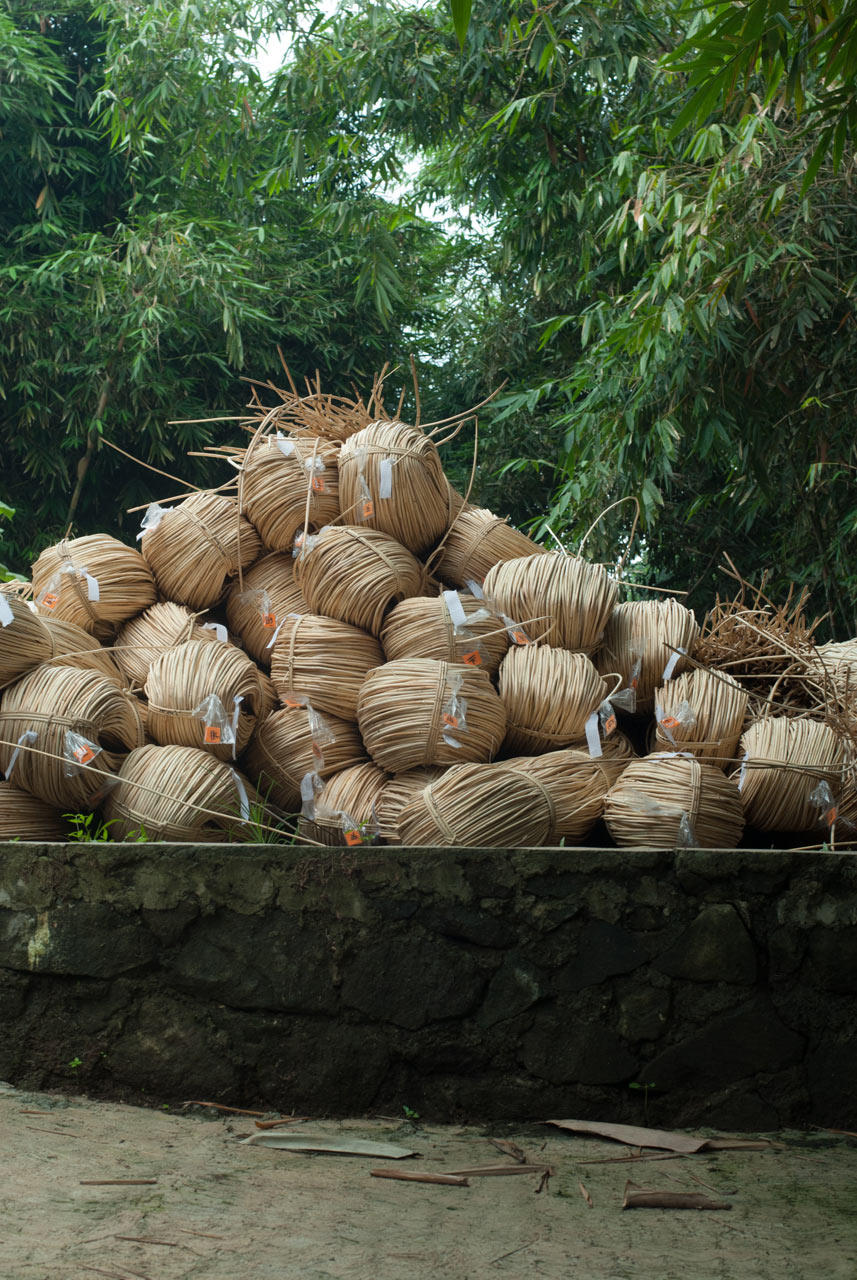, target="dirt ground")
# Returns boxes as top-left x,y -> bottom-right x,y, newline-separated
3,1082 -> 856,1280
